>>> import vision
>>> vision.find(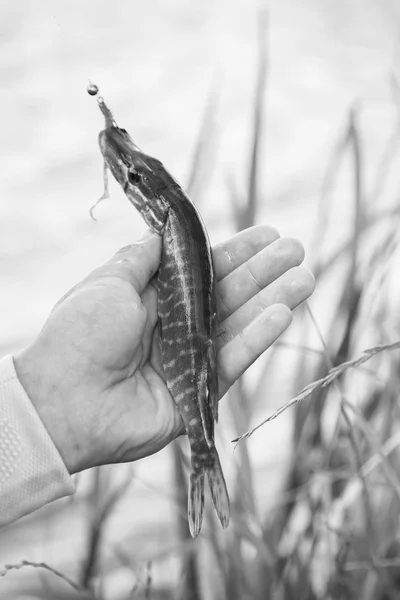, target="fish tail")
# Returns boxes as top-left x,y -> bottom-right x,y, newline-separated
188,470 -> 205,538
207,446 -> 230,530
188,448 -> 230,538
